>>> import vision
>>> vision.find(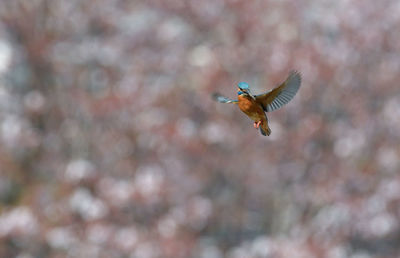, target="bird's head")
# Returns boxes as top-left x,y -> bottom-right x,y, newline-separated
237,82 -> 255,99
